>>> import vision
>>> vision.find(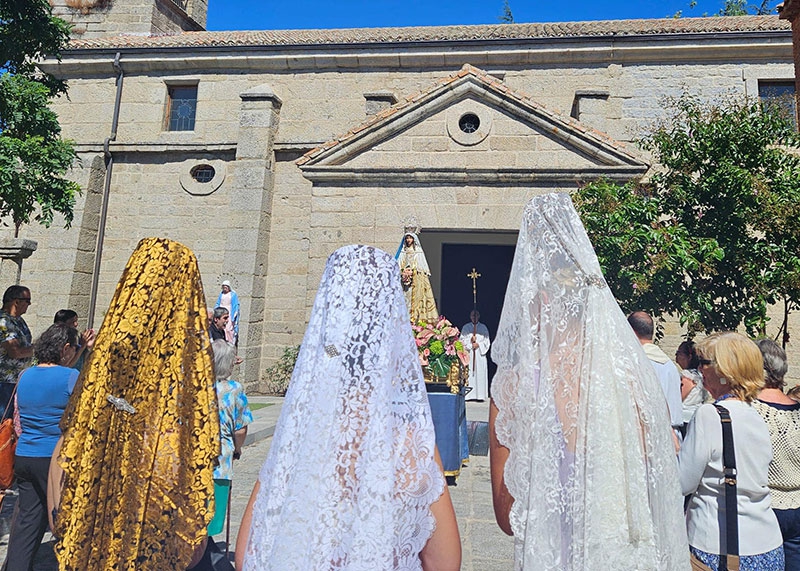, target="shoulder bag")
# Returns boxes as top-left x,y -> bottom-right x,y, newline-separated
691,404 -> 740,571
0,383 -> 19,490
